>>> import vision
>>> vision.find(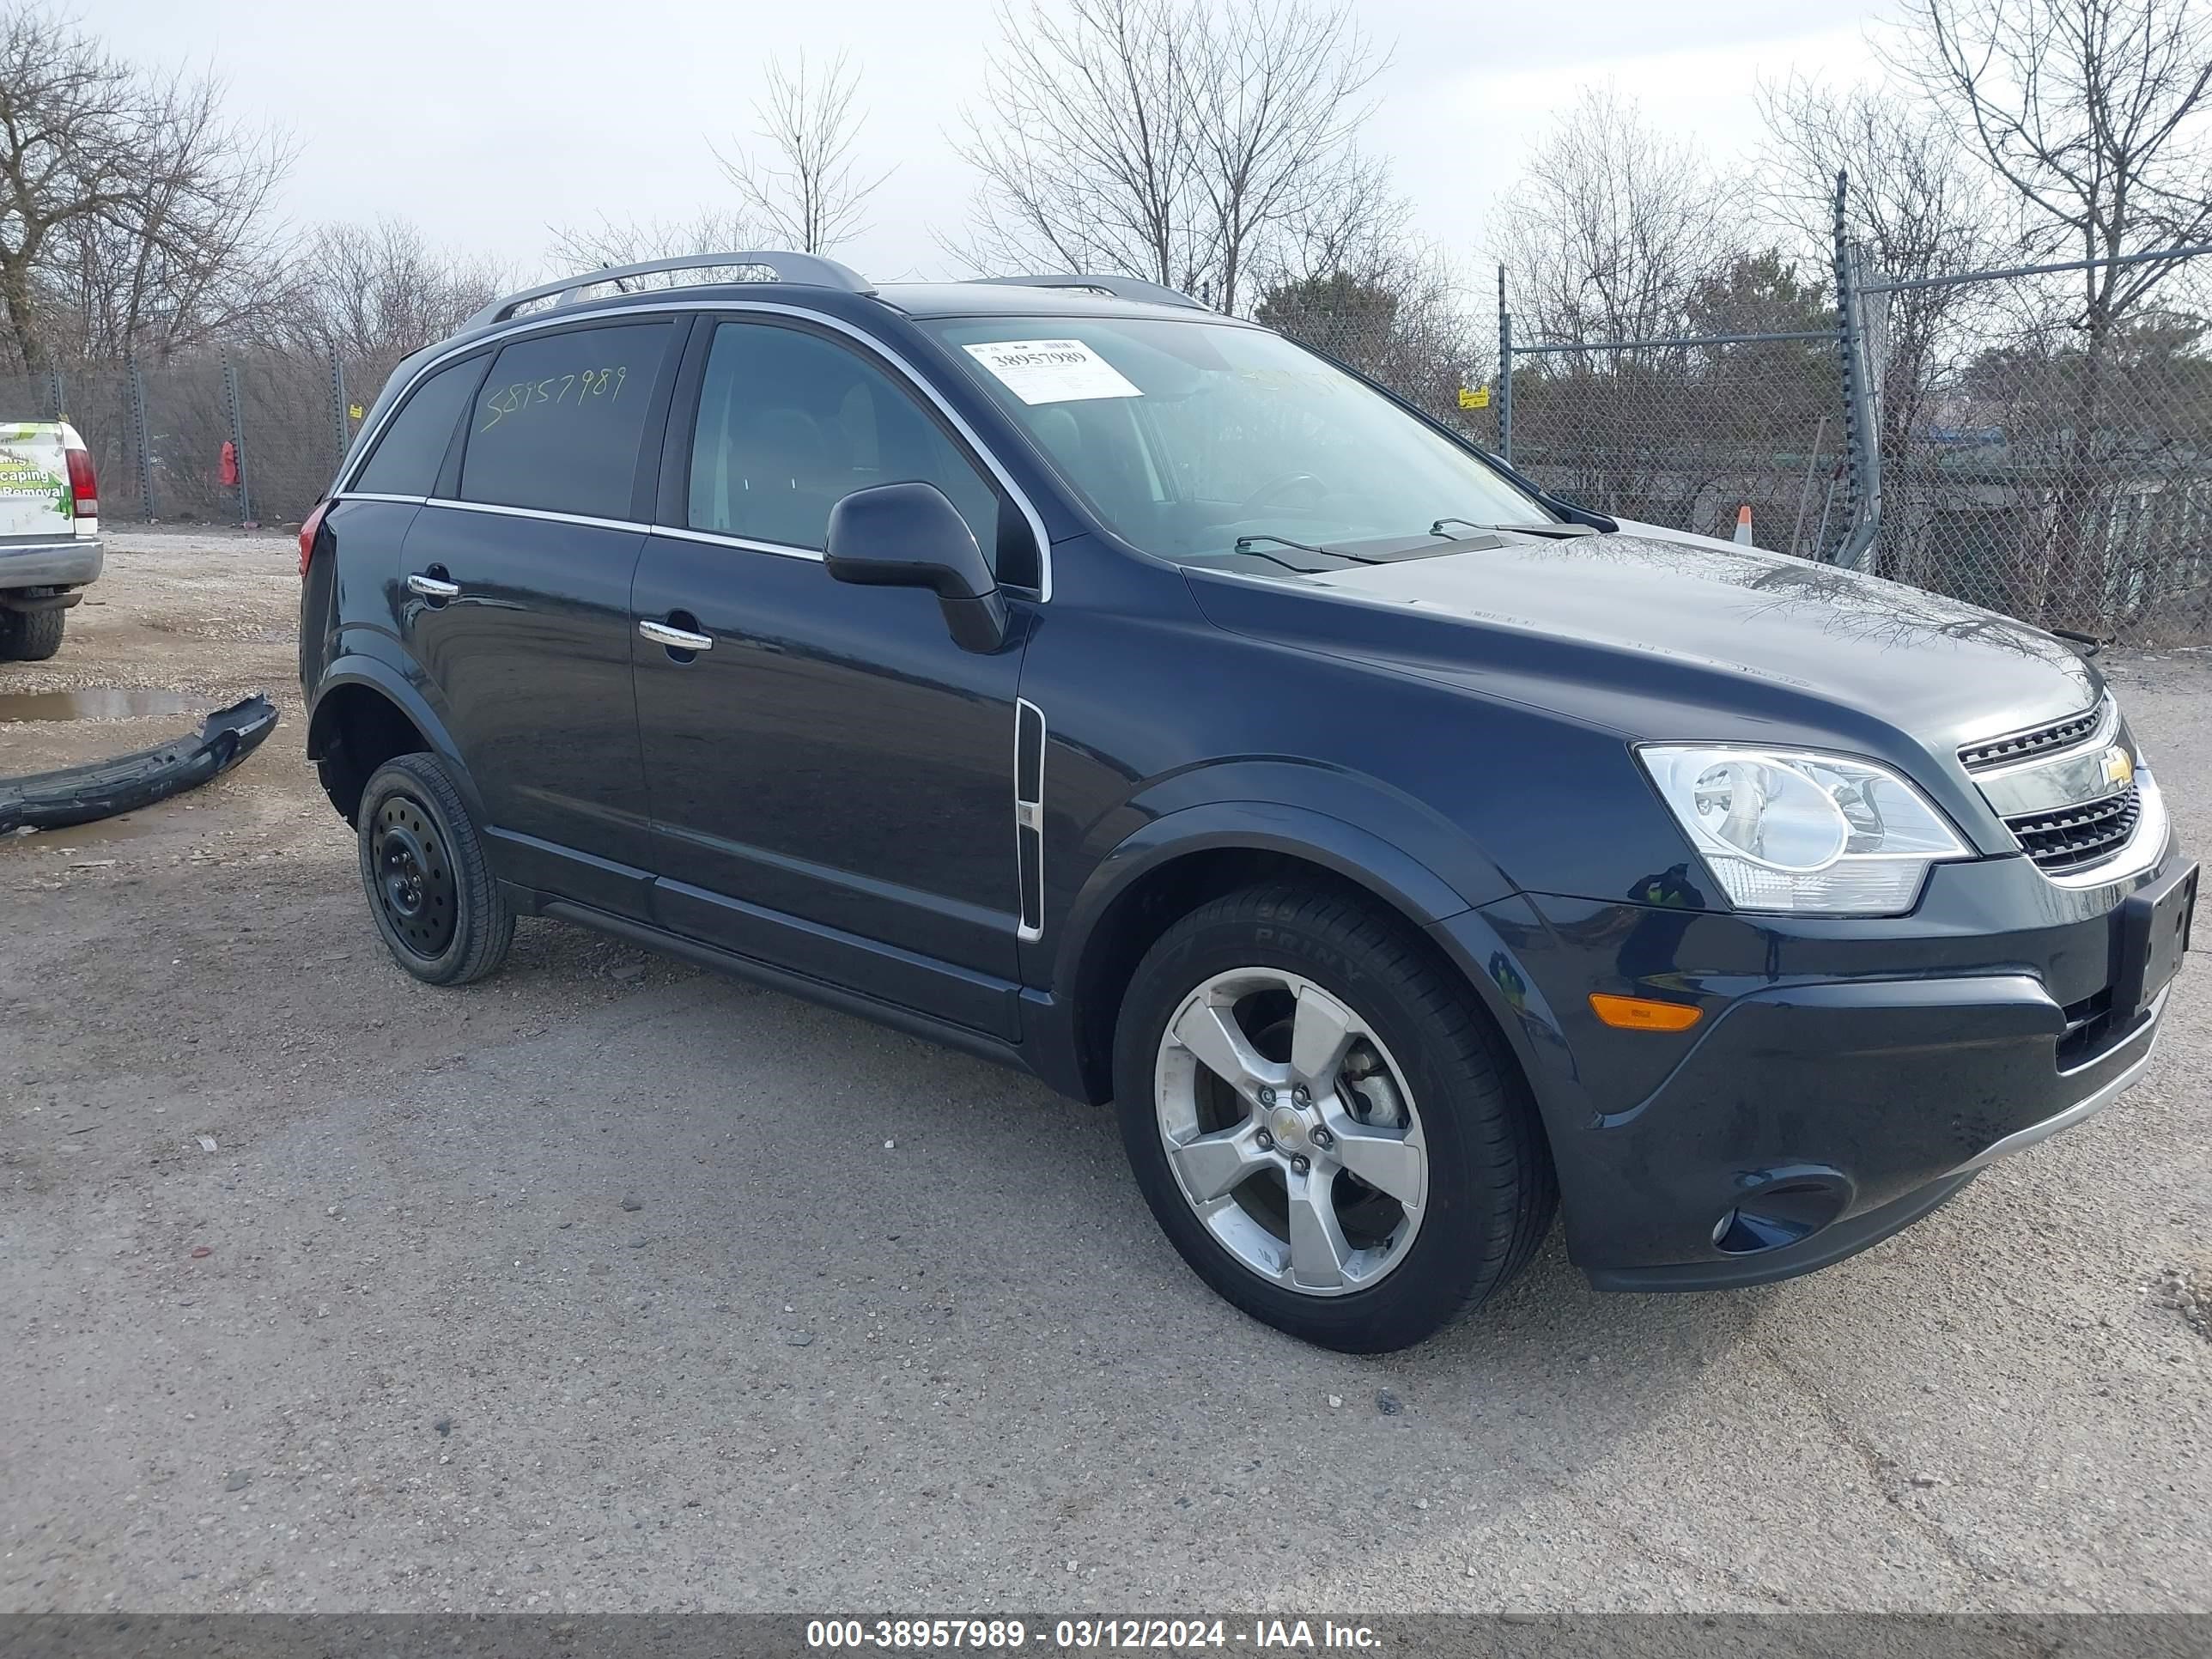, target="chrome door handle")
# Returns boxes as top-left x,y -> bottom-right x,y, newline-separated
640,619 -> 714,652
406,572 -> 460,599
